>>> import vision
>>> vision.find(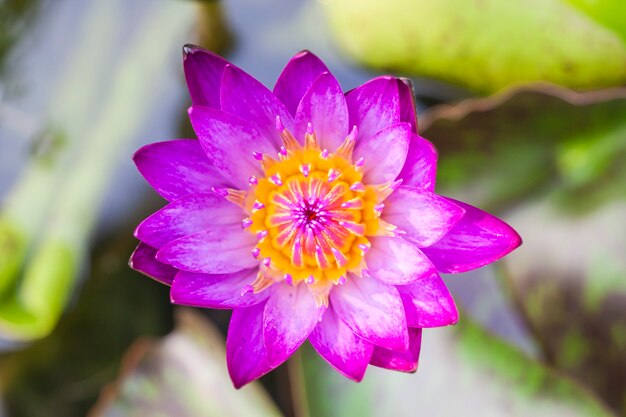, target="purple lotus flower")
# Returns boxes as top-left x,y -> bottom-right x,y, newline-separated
130,45 -> 522,388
